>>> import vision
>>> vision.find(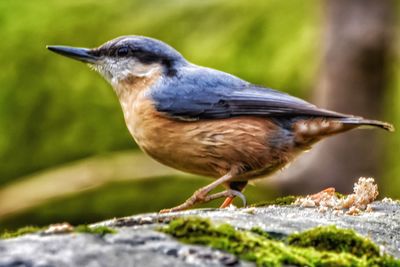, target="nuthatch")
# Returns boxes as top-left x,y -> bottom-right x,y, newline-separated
47,36 -> 394,213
